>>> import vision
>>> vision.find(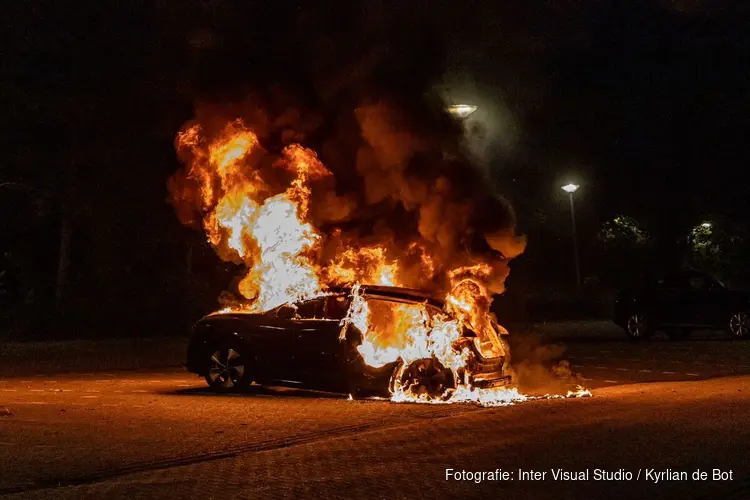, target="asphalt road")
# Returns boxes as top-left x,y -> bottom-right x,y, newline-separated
2,327 -> 750,499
